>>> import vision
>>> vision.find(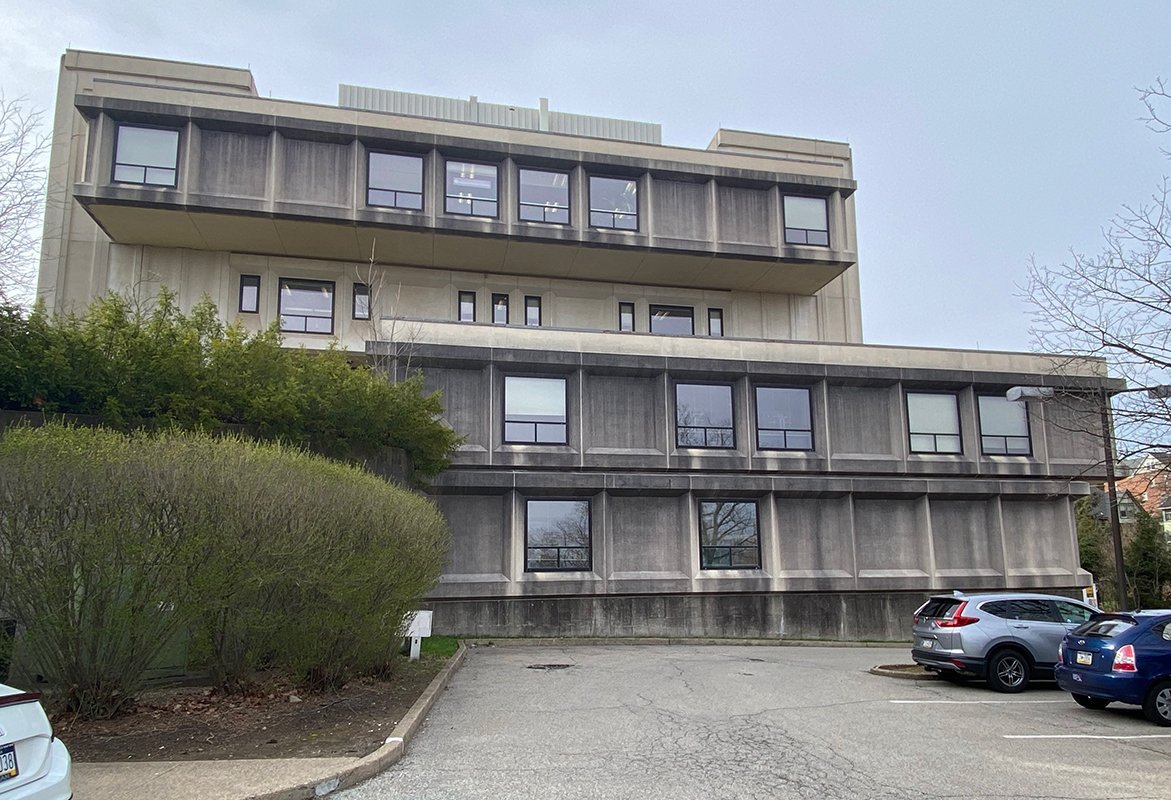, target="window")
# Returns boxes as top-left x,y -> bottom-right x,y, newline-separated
525,296 -> 542,327
353,283 -> 370,320
650,304 -> 694,336
518,169 -> 570,224
589,176 -> 638,230
783,196 -> 829,246
492,293 -> 509,325
504,376 -> 567,444
445,161 -> 498,216
907,392 -> 961,454
676,383 -> 734,448
113,125 -> 179,187
239,274 -> 260,314
1054,600 -> 1094,625
367,152 -> 423,210
755,387 -> 813,450
526,499 -> 590,571
278,278 -> 334,334
619,302 -> 635,332
978,395 -> 1030,455
699,501 -> 760,569
458,291 -> 476,322
708,308 -> 724,337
